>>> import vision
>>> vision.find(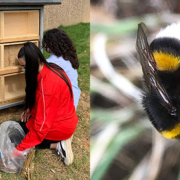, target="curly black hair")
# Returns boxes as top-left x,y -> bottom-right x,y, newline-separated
42,28 -> 79,69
